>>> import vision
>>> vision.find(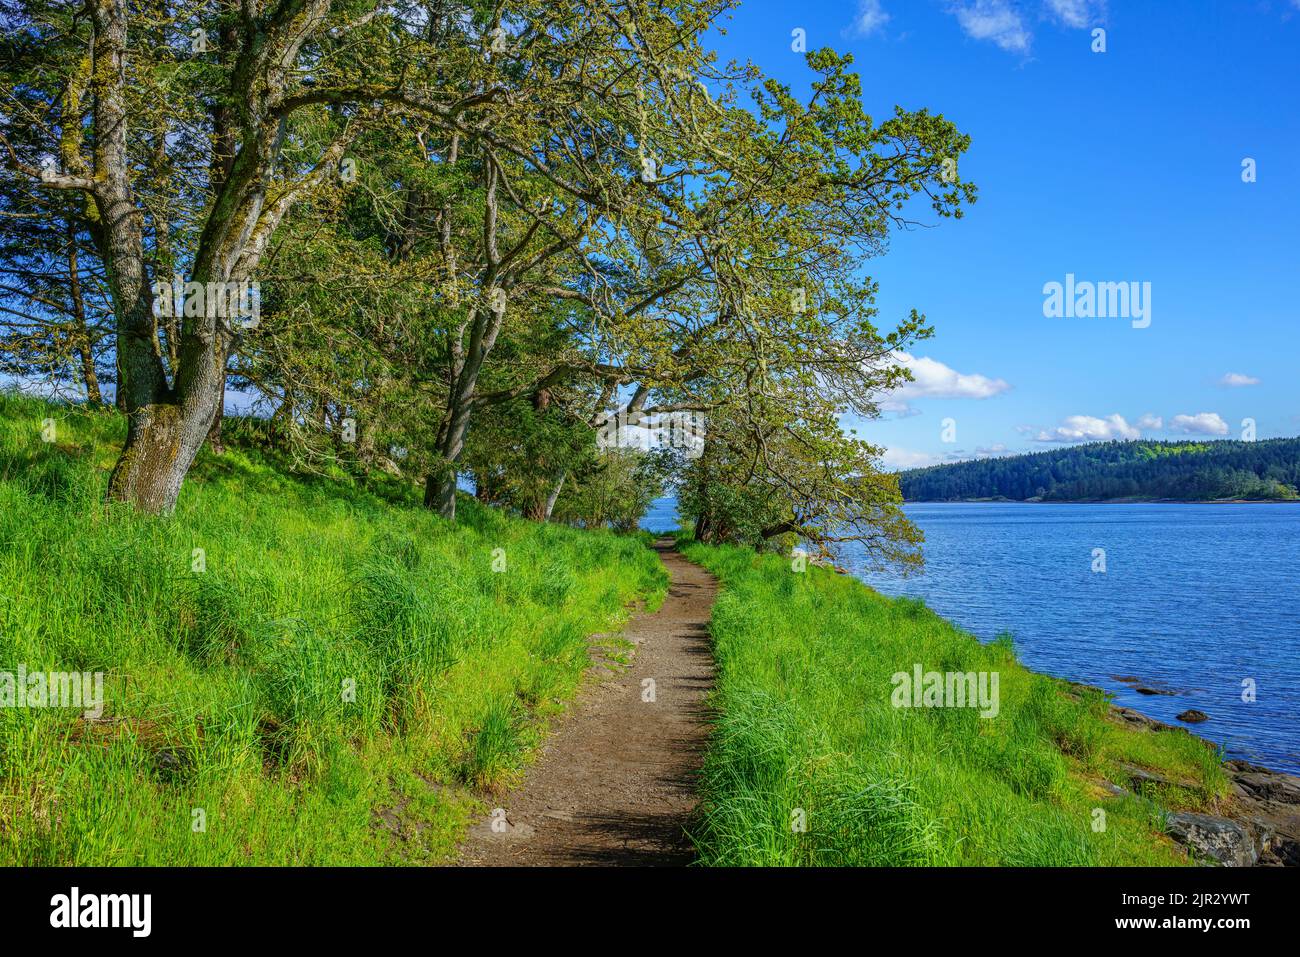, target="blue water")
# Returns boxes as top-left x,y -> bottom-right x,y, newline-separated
846,503 -> 1300,773
639,495 -> 681,534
